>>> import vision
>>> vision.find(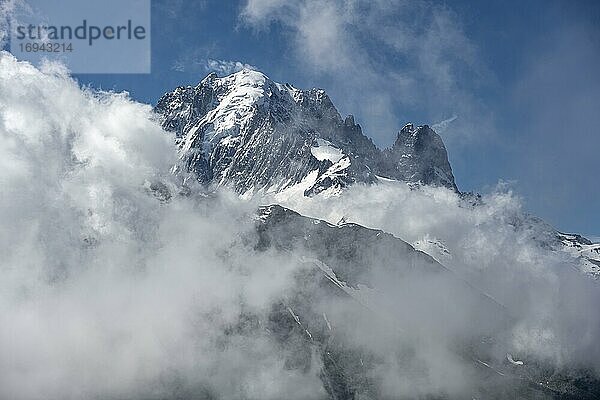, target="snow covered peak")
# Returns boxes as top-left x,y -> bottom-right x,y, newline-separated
155,69 -> 458,194
213,68 -> 268,89
200,67 -> 267,85
400,122 -> 415,134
